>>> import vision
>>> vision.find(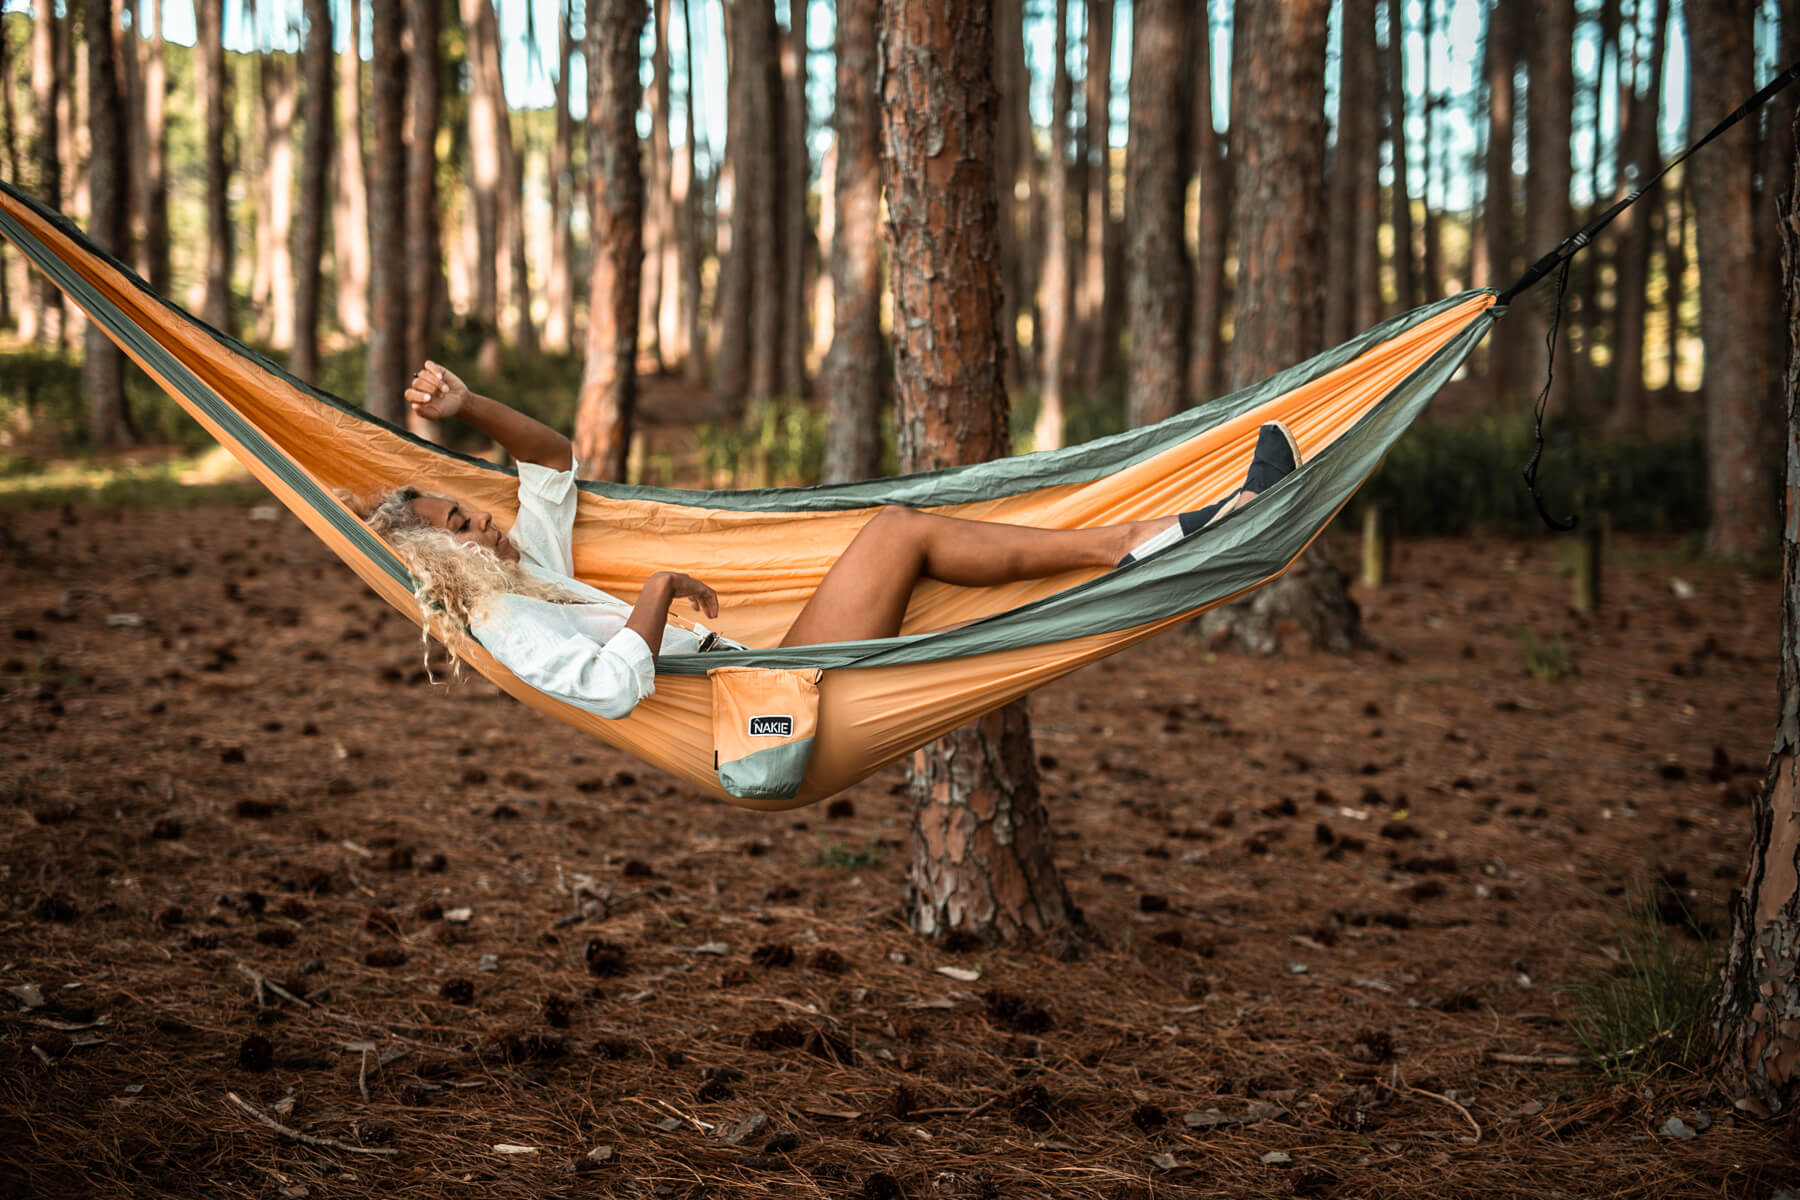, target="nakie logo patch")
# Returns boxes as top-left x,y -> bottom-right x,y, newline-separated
747,715 -> 794,738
